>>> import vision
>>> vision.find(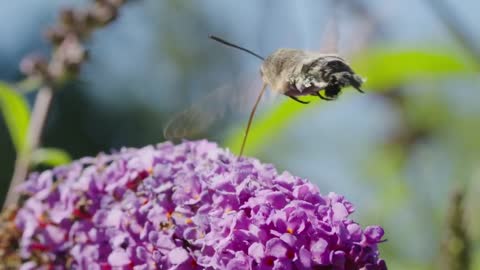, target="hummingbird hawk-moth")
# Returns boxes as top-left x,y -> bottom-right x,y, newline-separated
208,35 -> 365,156
164,35 -> 366,156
